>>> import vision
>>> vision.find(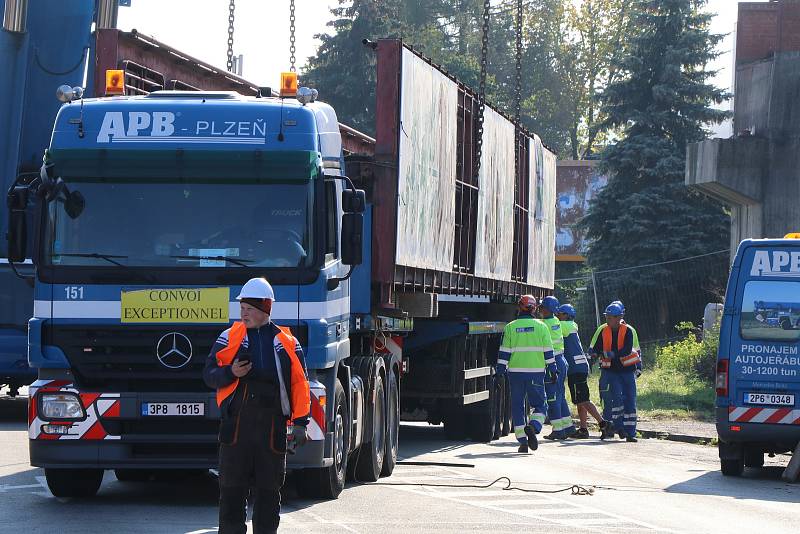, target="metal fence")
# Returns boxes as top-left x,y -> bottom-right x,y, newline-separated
554,250 -> 730,357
